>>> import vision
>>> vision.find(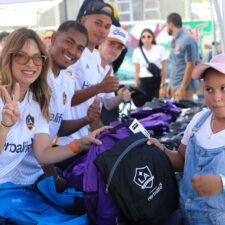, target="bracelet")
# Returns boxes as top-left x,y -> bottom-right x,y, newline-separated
220,174 -> 225,193
69,140 -> 81,154
1,121 -> 14,128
